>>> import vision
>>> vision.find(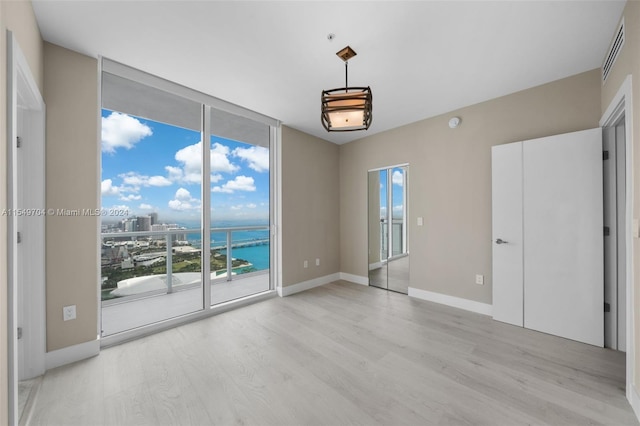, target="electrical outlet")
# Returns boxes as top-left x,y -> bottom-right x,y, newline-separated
475,275 -> 484,285
316,258 -> 320,266
63,305 -> 76,321
303,260 -> 308,268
